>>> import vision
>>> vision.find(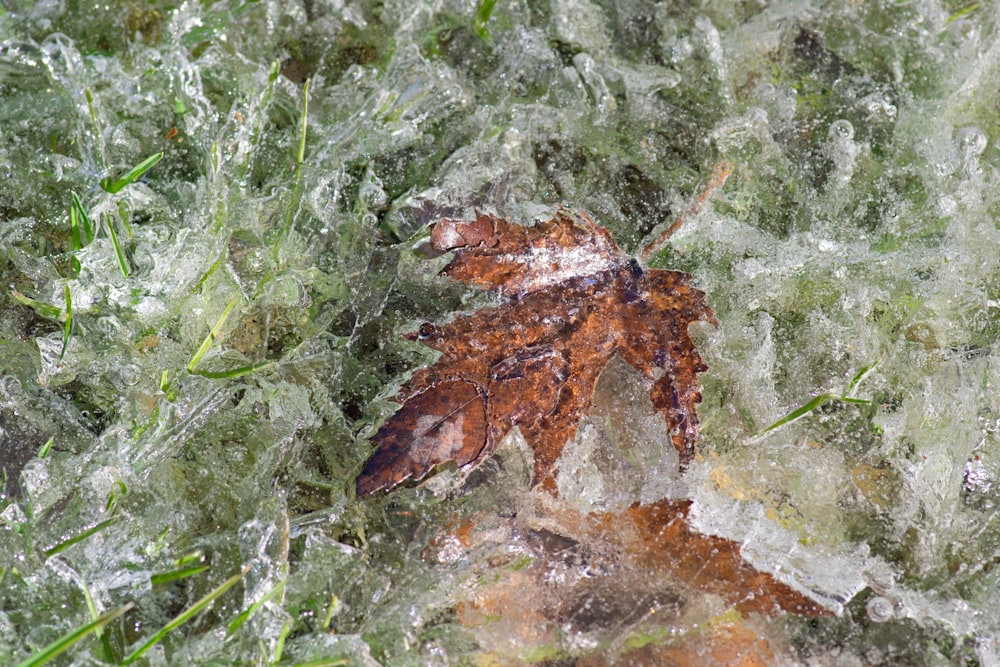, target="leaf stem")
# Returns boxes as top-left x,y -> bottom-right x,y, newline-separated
639,160 -> 732,264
